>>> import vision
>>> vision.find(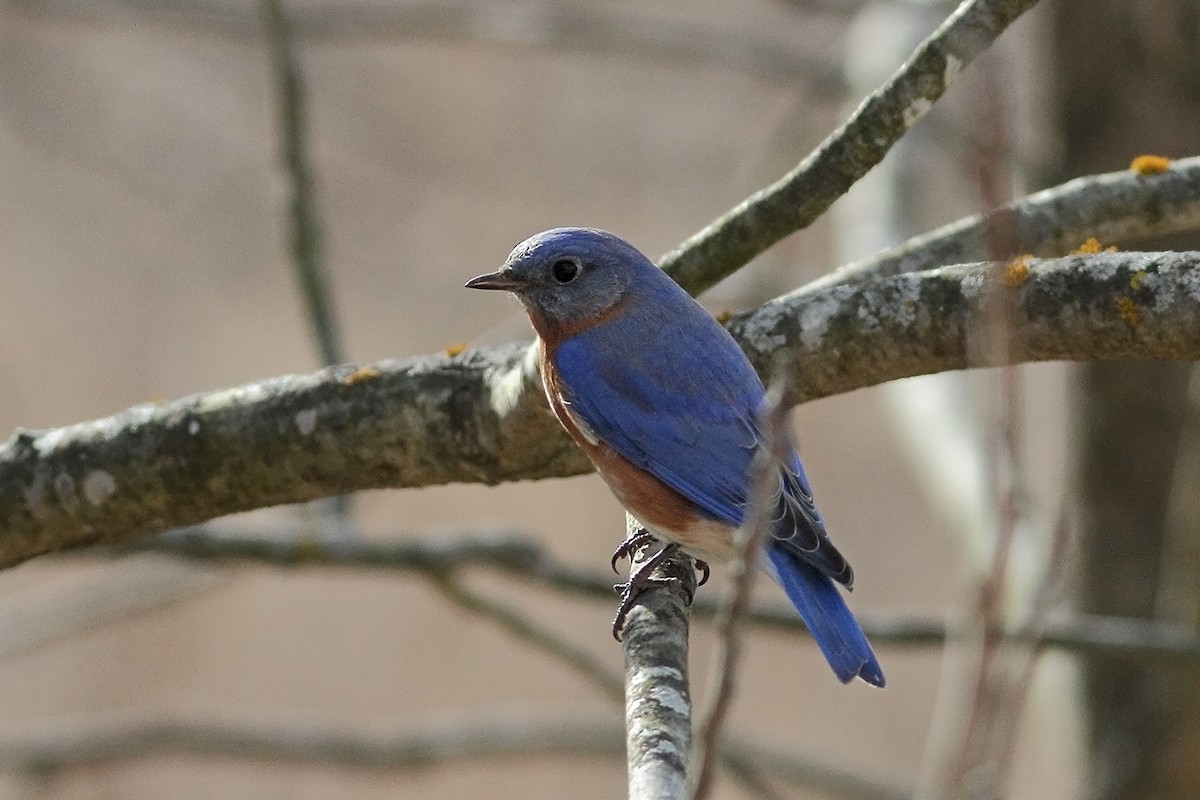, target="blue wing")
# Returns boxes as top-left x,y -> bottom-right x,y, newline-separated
553,308 -> 852,586
554,318 -> 761,526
